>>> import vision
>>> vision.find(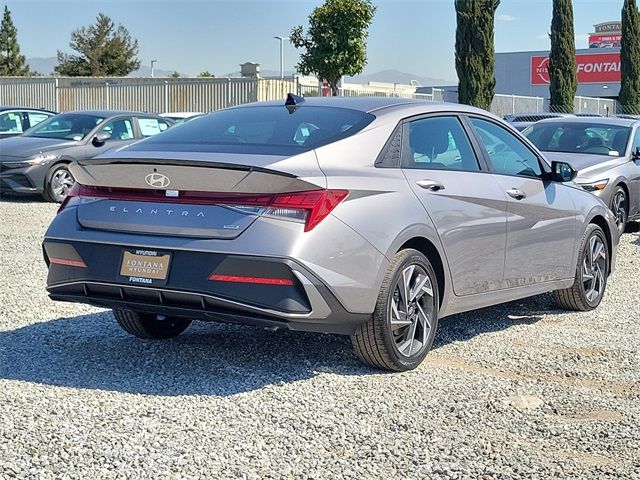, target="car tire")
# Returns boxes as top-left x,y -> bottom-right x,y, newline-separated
553,224 -> 609,311
351,248 -> 439,372
610,186 -> 628,236
43,163 -> 74,203
113,309 -> 192,339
